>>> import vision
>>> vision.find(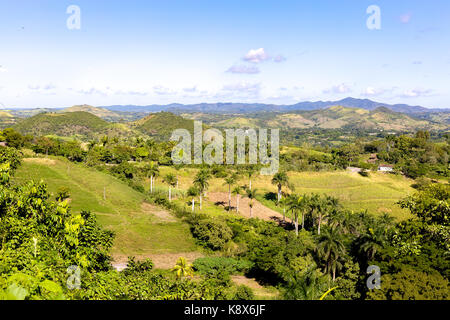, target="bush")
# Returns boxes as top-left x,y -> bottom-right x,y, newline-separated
123,257 -> 154,275
193,257 -> 253,276
191,218 -> 233,250
234,285 -> 255,300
